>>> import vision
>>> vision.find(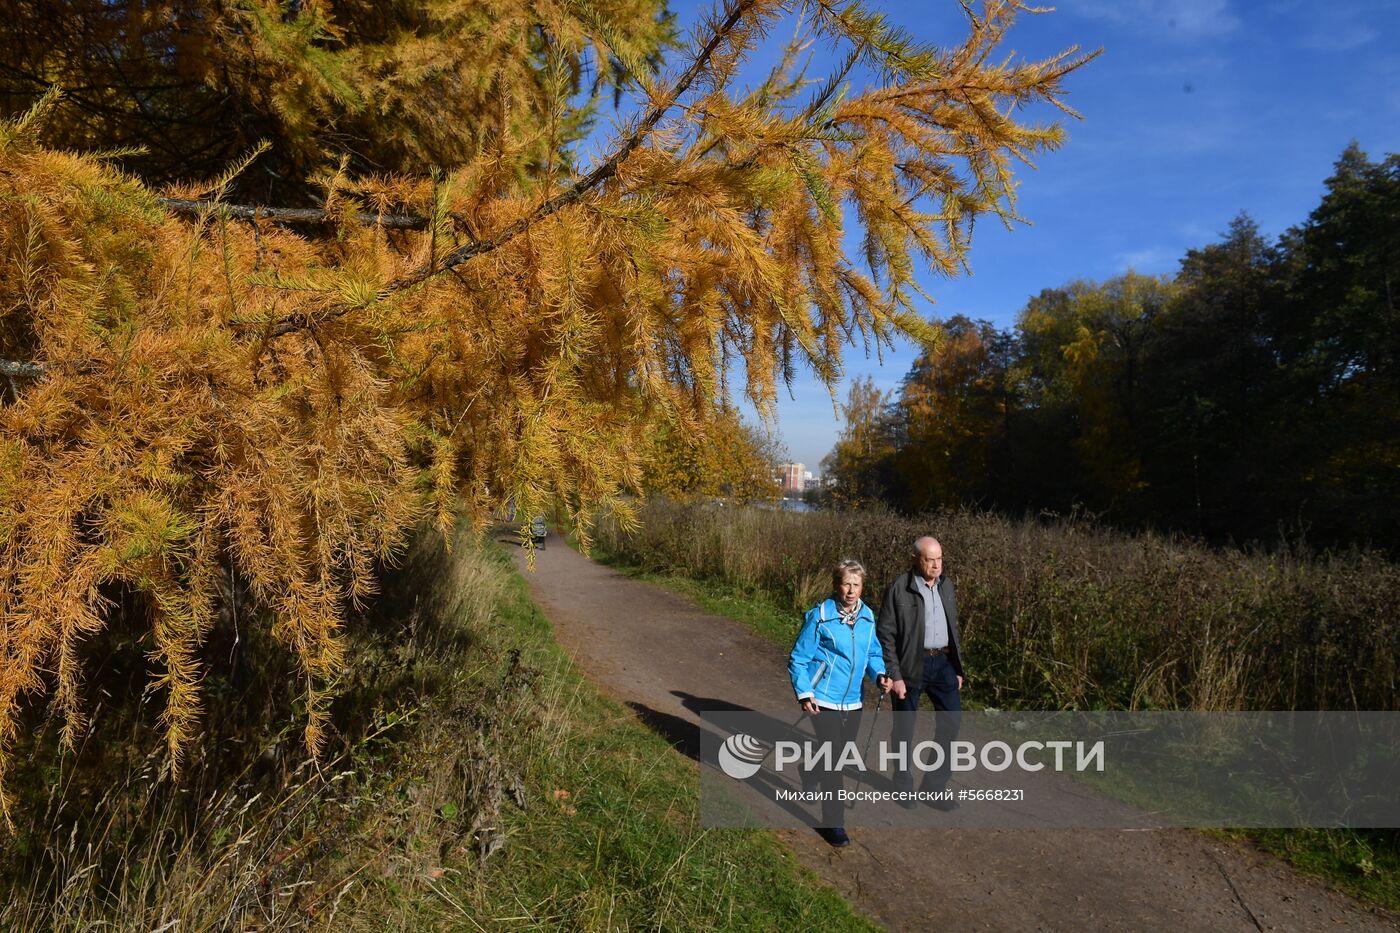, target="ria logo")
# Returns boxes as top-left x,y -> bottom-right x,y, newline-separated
718,733 -> 769,779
